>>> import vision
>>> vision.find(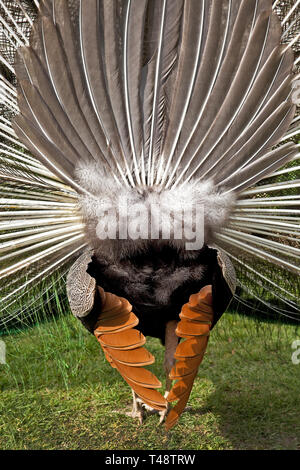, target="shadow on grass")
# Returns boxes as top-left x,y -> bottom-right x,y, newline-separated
187,385 -> 299,450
